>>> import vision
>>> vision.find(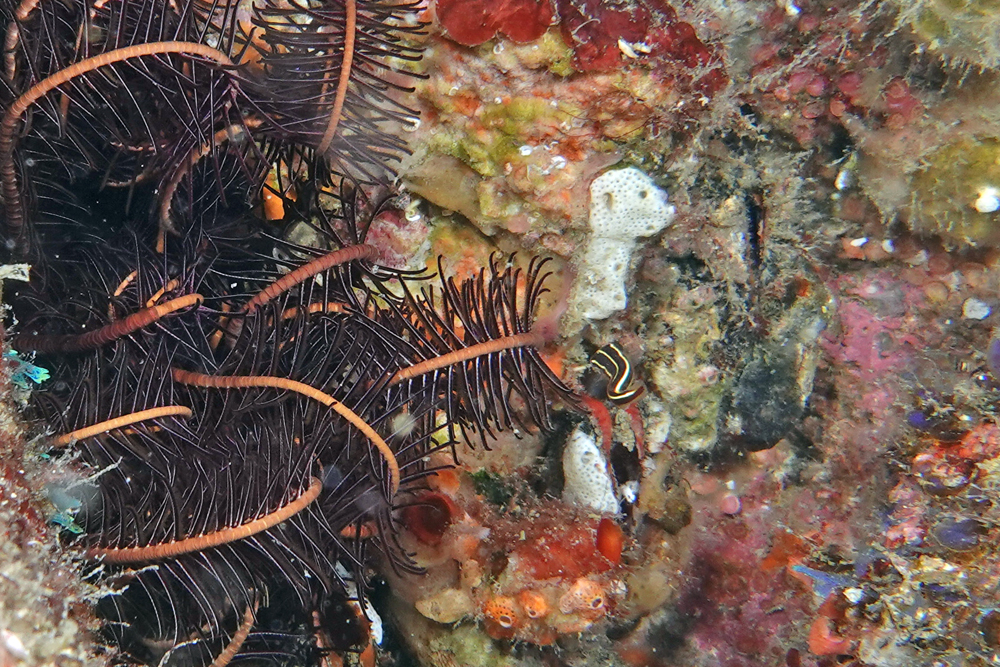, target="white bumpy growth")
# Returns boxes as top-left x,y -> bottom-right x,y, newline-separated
570,167 -> 675,321
562,425 -> 619,515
